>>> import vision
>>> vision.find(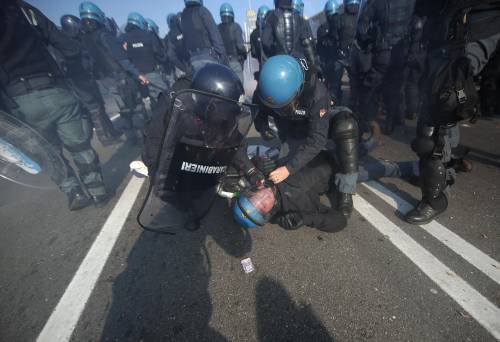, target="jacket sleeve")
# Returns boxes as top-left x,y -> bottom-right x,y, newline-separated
235,24 -> 247,57
261,12 -> 276,57
285,93 -> 330,175
102,32 -> 141,79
